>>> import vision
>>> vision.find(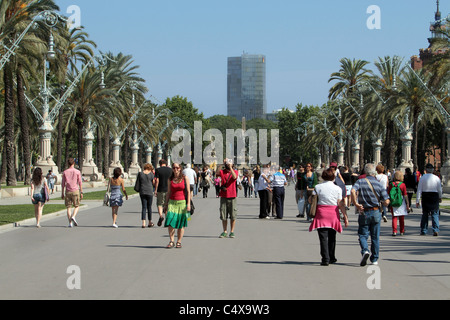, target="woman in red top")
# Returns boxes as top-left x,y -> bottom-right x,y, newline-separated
388,171 -> 410,236
163,163 -> 191,248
